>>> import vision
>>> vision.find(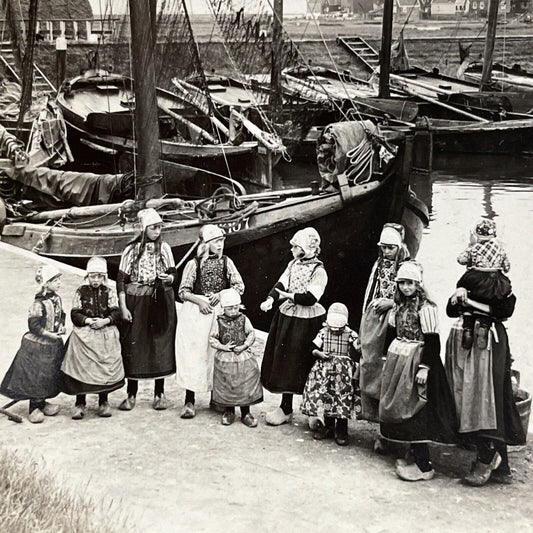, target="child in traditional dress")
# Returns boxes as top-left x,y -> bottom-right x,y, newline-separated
176,224 -> 244,419
60,257 -> 125,419
0,264 -> 65,423
260,227 -> 328,426
456,218 -> 512,350
301,303 -> 359,446
379,261 -> 457,481
117,208 -> 177,411
209,288 -> 262,427
359,223 -> 409,453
